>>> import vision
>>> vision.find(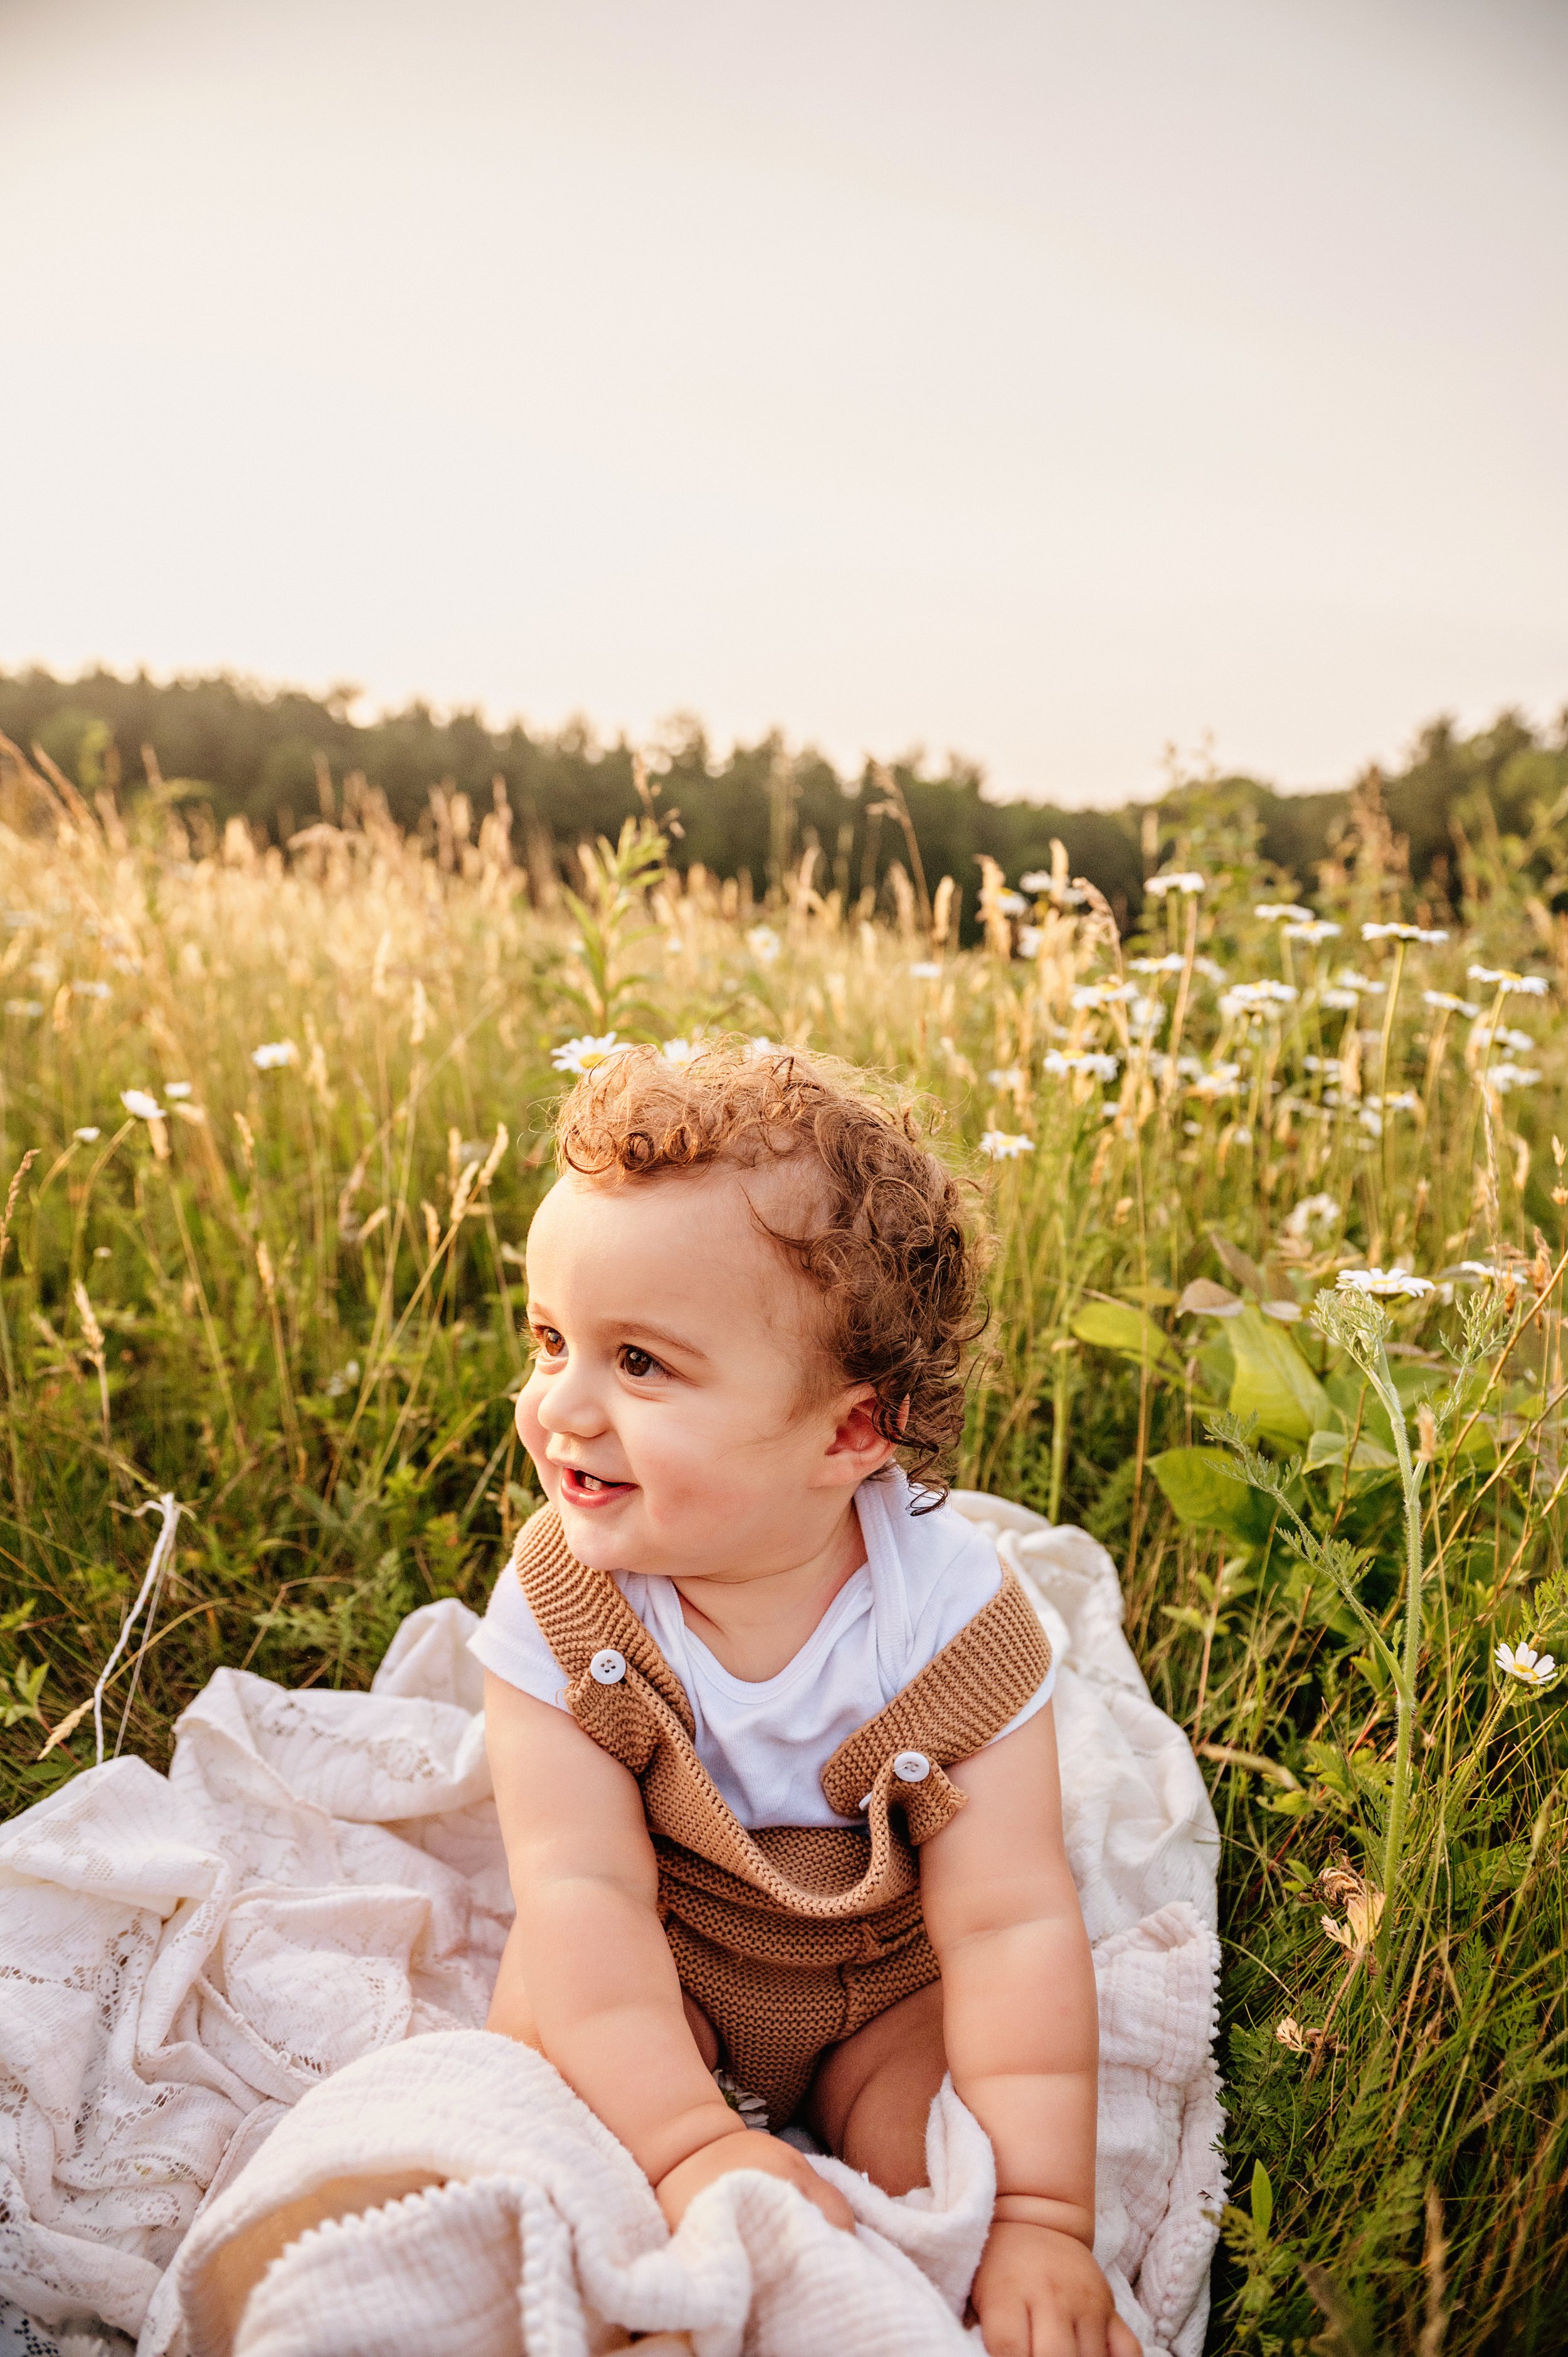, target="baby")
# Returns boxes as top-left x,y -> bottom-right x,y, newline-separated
477,1043 -> 1136,2357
